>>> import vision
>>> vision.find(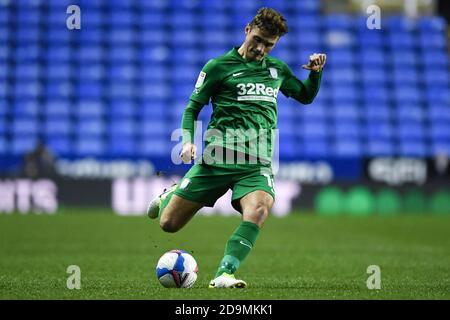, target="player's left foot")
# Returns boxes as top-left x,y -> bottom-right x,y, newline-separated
147,184 -> 177,219
208,273 -> 247,288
